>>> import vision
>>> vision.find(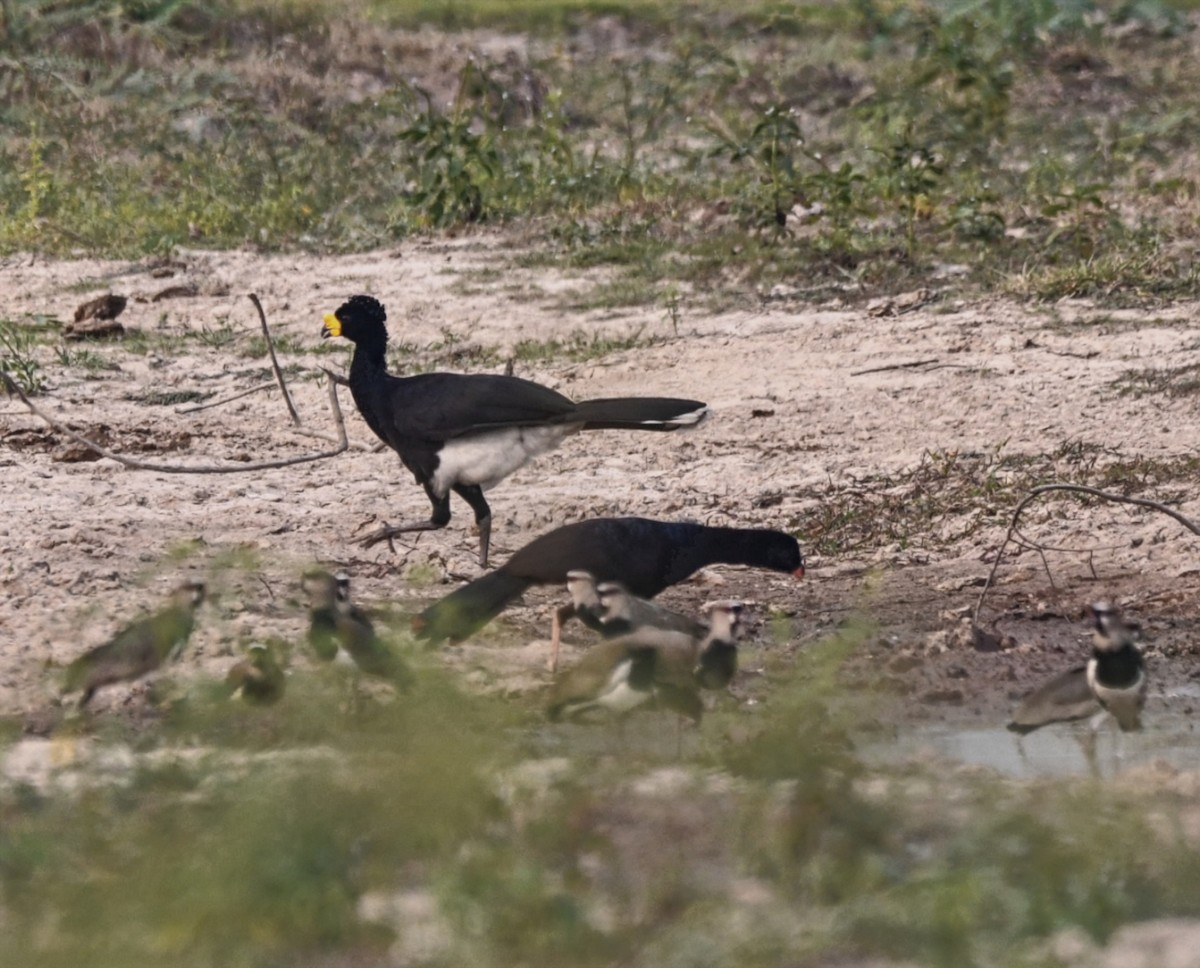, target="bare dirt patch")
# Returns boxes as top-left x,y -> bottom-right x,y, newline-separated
3,234 -> 1200,736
